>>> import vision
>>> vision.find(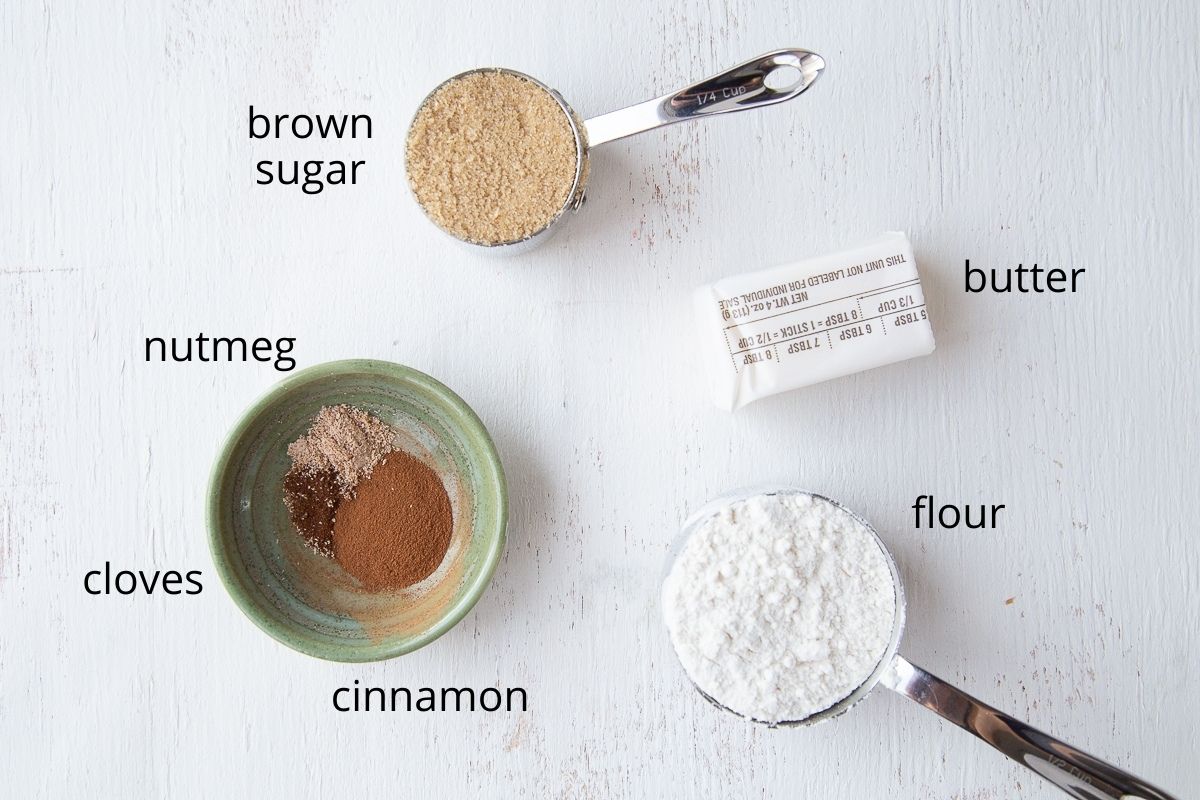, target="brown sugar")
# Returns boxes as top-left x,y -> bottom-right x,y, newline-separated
406,70 -> 580,245
331,450 -> 454,591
